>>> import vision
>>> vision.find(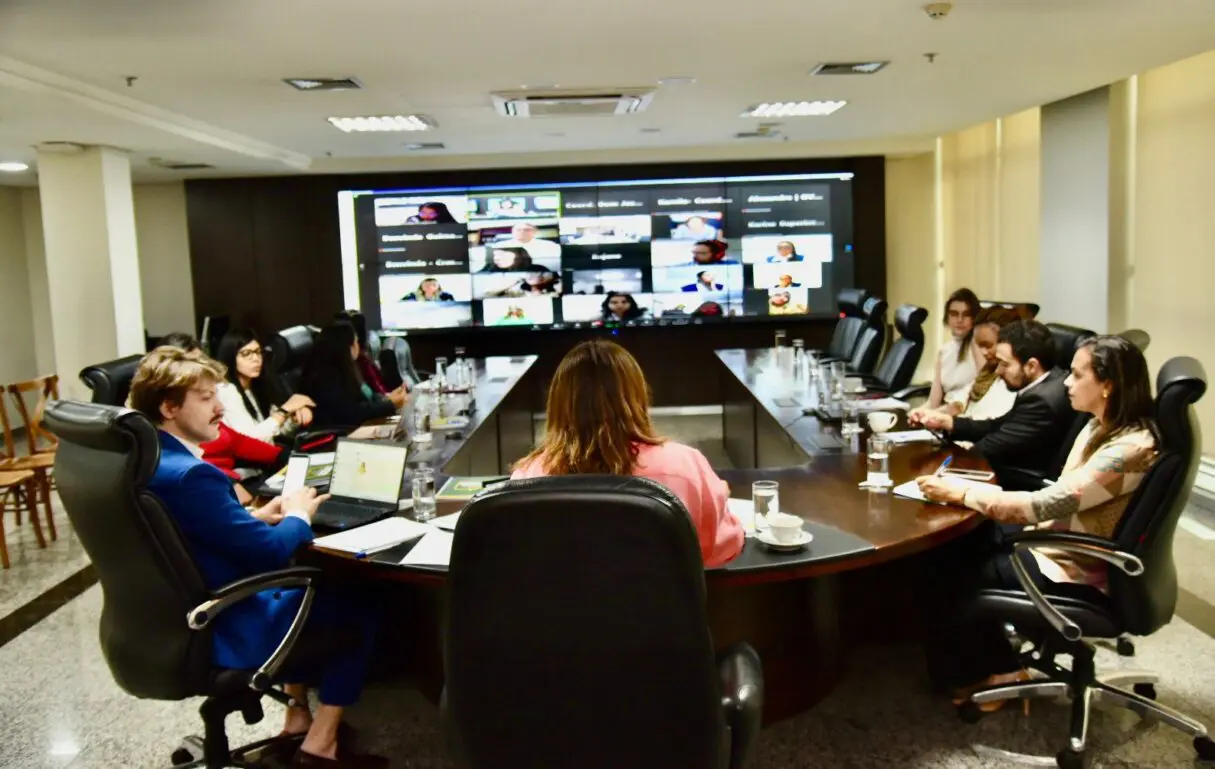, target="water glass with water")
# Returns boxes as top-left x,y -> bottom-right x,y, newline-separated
410,387 -> 433,443
450,347 -> 467,389
752,480 -> 779,531
830,361 -> 847,402
434,356 -> 449,390
866,434 -> 893,488
841,398 -> 861,435
411,467 -> 436,521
